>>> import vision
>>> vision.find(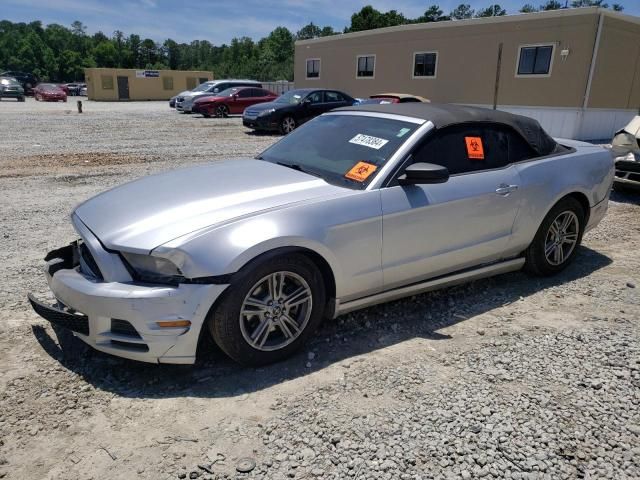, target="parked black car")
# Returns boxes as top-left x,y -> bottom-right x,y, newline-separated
0,71 -> 39,94
243,88 -> 355,134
